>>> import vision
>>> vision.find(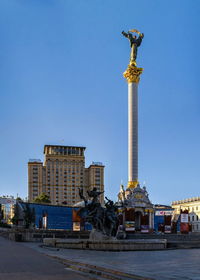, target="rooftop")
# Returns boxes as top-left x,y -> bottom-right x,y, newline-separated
28,159 -> 42,163
172,197 -> 200,205
44,144 -> 86,149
